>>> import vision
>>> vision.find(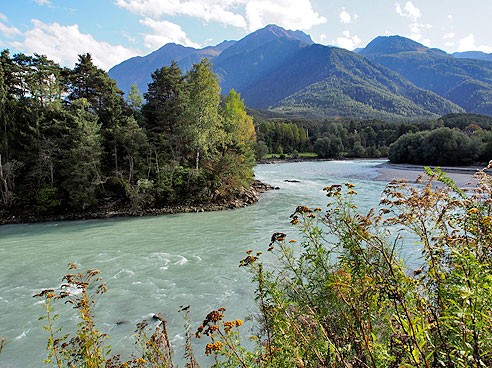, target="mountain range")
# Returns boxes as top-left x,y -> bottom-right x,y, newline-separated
108,25 -> 492,120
